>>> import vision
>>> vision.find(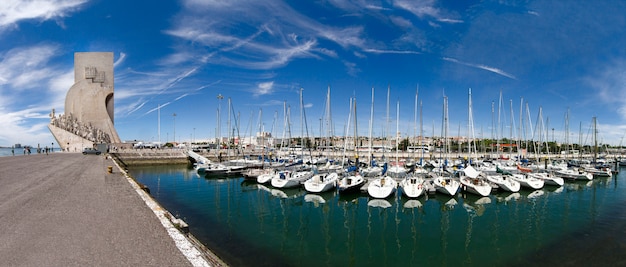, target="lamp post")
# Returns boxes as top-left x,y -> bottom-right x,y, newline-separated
173,113 -> 177,144
217,94 -> 224,148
